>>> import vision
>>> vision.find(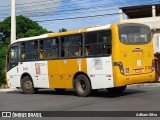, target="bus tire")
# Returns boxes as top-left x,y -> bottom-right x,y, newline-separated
106,85 -> 127,94
54,88 -> 66,92
21,76 -> 38,94
75,75 -> 91,97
